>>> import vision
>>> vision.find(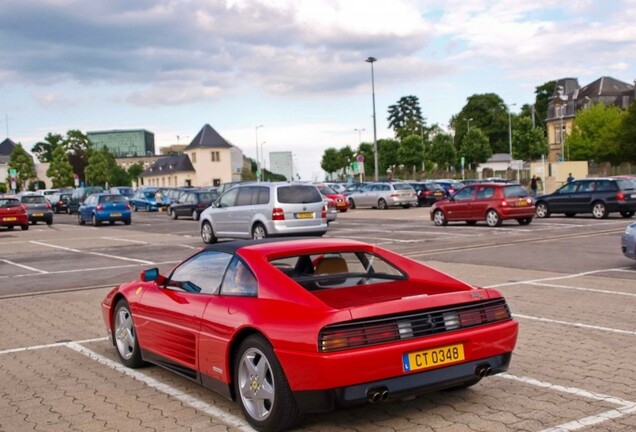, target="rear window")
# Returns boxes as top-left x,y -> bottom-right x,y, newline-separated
99,195 -> 127,203
0,198 -> 21,208
617,180 -> 636,190
277,185 -> 322,204
393,183 -> 415,191
503,185 -> 530,198
21,195 -> 47,204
